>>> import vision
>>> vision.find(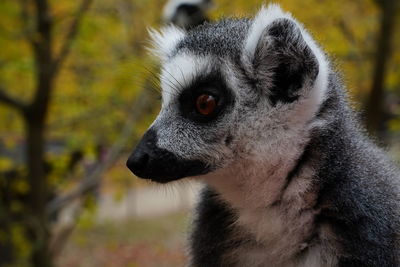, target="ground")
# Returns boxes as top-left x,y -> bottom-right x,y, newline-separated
57,212 -> 189,267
